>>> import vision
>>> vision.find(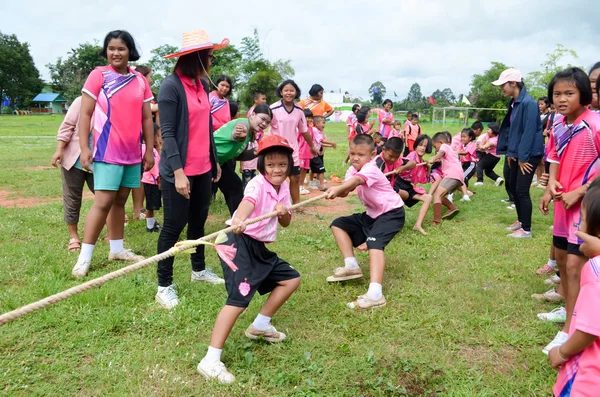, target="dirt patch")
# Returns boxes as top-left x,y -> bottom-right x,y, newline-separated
458,344 -> 518,375
0,189 -> 94,208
